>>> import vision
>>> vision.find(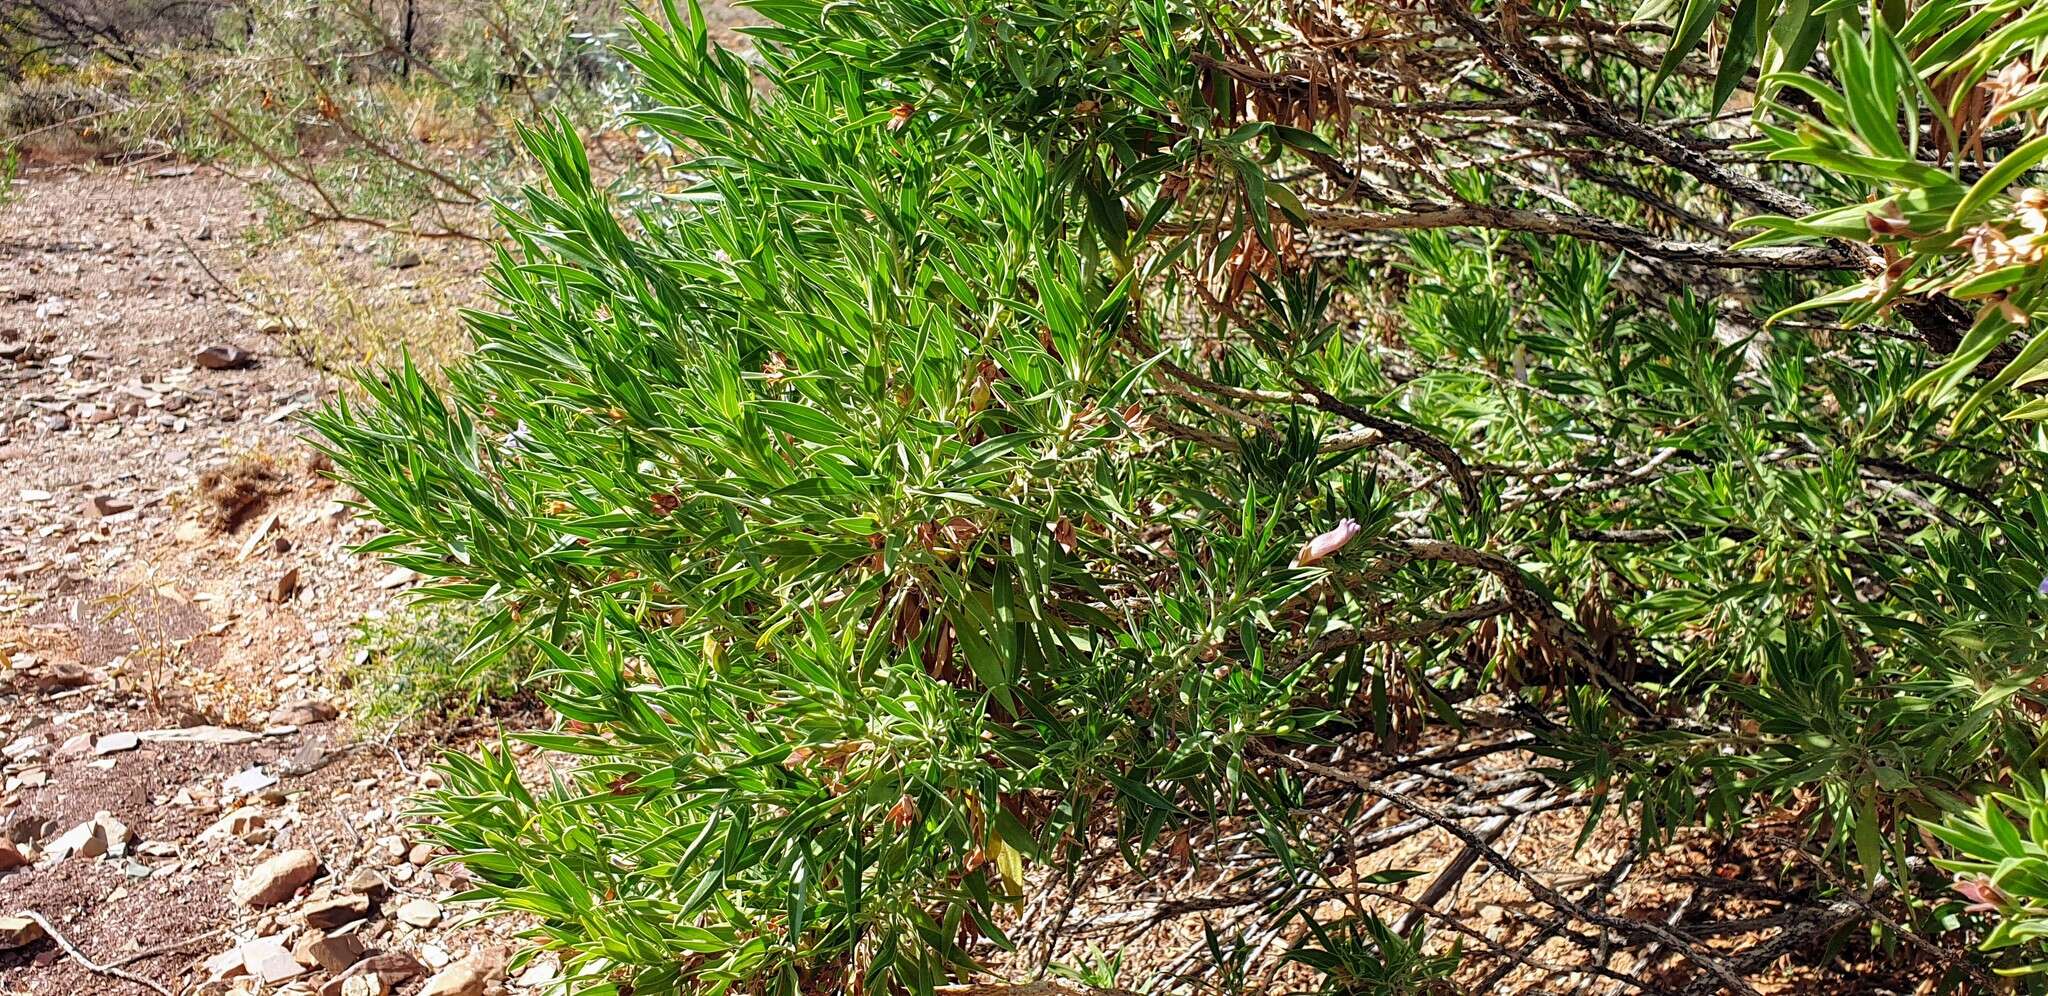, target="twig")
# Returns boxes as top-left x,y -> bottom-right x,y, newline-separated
1261,748 -> 1764,996
1760,836 -> 1999,992
109,926 -> 232,968
1392,784 -> 1542,935
174,234 -> 294,332
1290,378 -> 1480,506
13,911 -> 175,996
1390,537 -> 1653,718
